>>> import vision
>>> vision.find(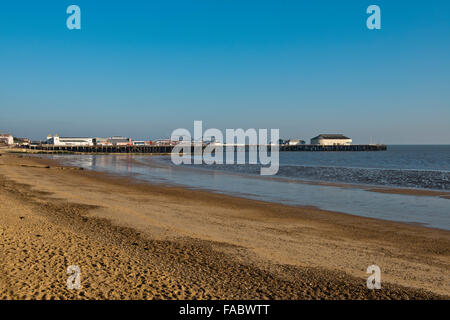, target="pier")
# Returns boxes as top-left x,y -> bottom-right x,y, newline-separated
279,144 -> 387,151
26,144 -> 387,154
